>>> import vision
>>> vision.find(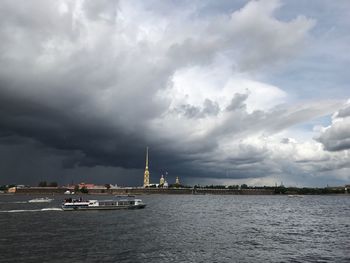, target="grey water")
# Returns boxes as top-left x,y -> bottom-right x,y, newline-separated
0,195 -> 349,263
